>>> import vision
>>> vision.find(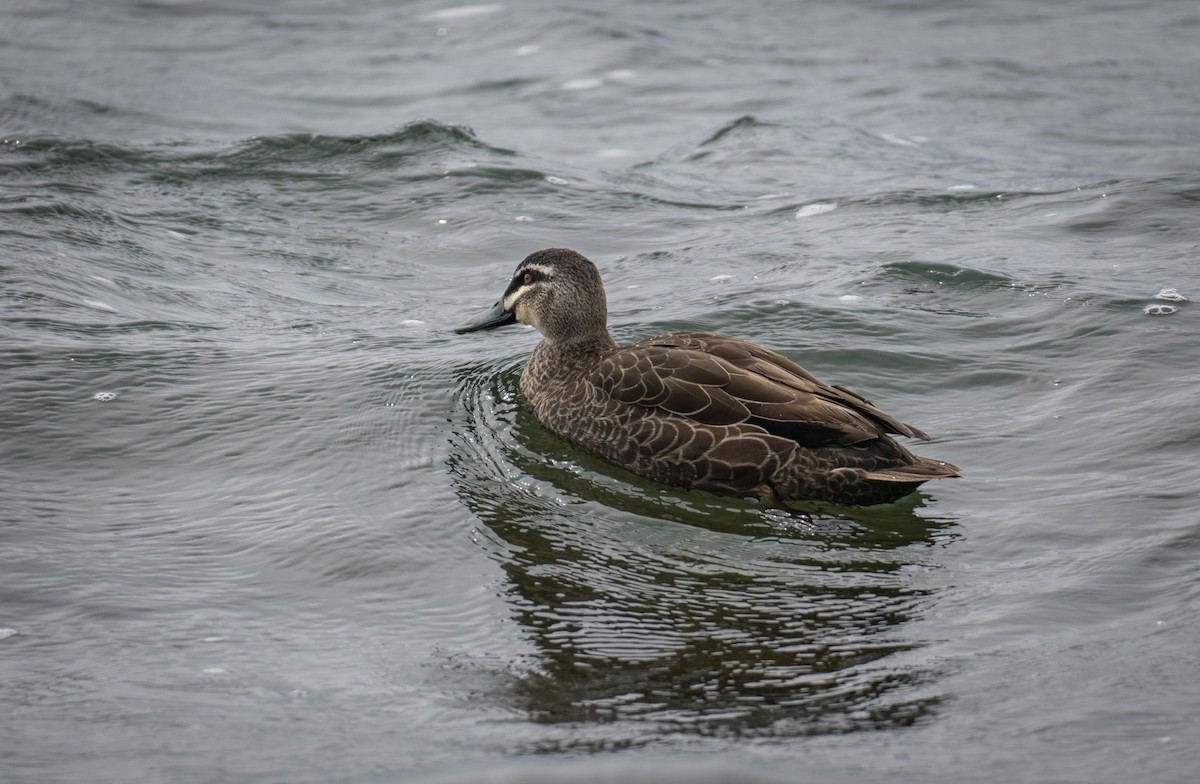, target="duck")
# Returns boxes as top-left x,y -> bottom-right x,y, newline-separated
455,248 -> 960,506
